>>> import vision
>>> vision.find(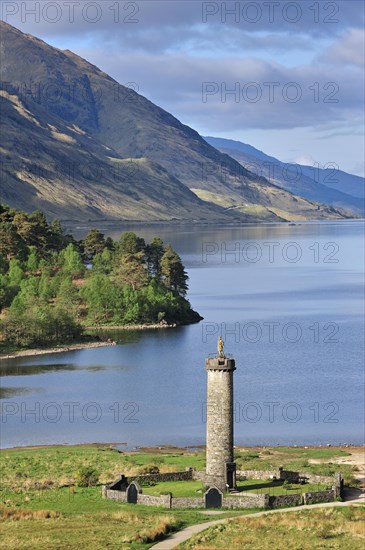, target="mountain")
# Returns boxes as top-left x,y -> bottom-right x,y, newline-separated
204,137 -> 364,215
0,21 -> 352,223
